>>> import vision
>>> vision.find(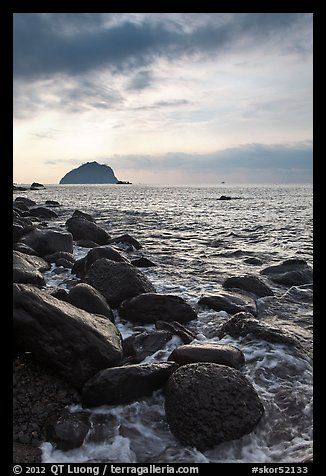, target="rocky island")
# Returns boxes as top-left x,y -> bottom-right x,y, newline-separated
59,162 -> 119,184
